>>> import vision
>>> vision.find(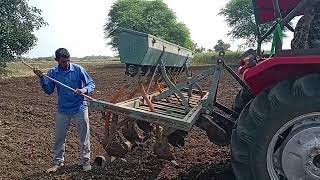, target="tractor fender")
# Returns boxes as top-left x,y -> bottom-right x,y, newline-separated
243,54 -> 320,96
